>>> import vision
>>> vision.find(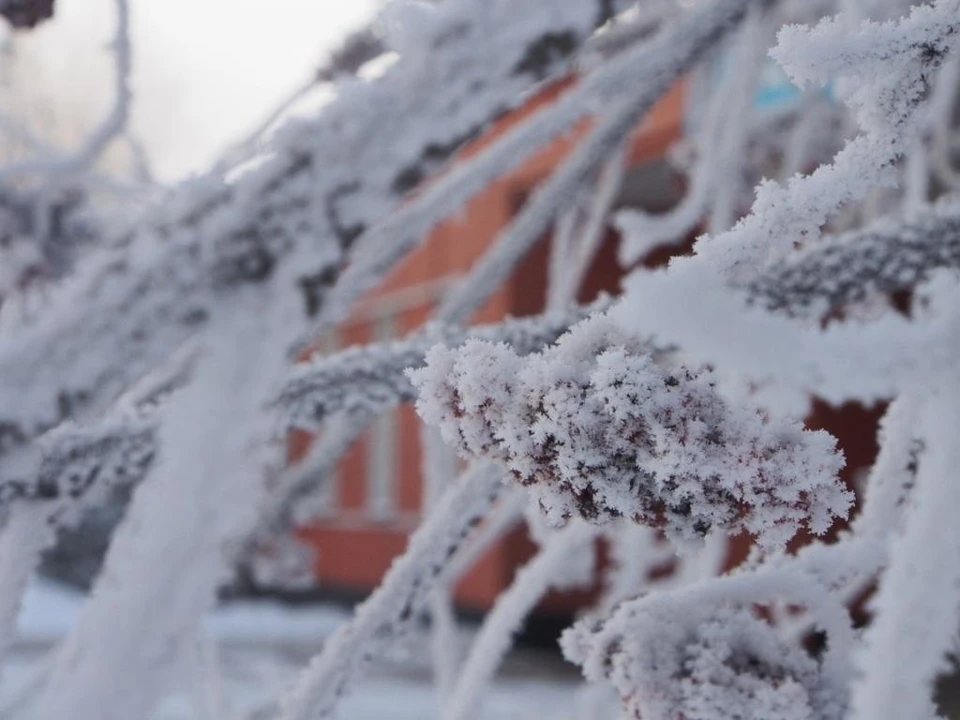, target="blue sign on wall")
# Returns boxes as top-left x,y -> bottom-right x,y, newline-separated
754,60 -> 803,112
